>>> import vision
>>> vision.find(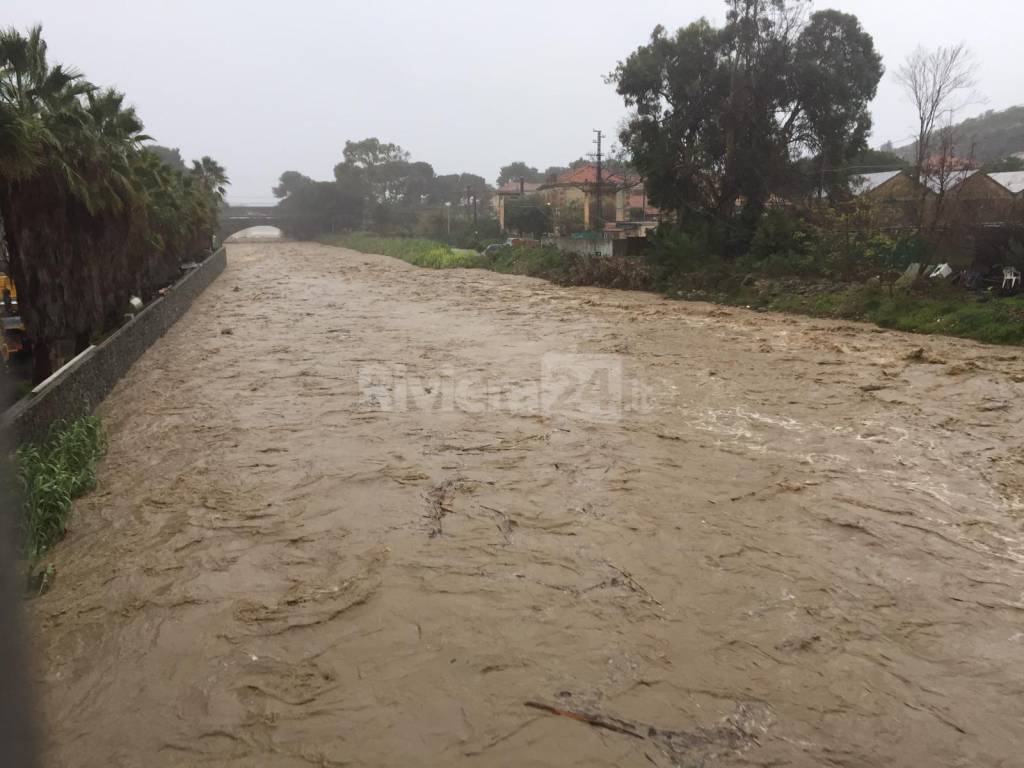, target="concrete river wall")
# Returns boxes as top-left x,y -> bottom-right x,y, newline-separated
1,247 -> 226,447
